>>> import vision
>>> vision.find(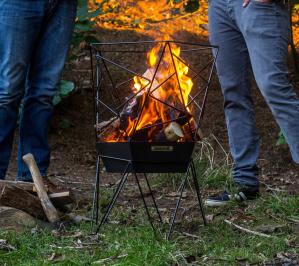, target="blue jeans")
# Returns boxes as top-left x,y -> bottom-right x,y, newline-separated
0,0 -> 77,181
208,0 -> 299,187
